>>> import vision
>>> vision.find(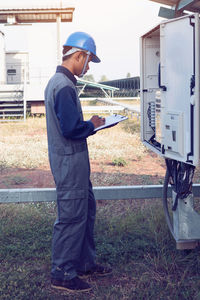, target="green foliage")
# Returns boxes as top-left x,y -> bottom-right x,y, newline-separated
2,175 -> 29,186
95,212 -> 157,265
112,157 -> 127,167
83,74 -> 95,82
100,75 -> 109,82
140,174 -> 154,185
0,204 -> 52,261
